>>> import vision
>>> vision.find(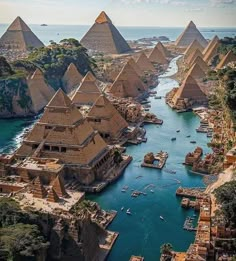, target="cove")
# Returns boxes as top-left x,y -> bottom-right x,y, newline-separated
87,56 -> 212,260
